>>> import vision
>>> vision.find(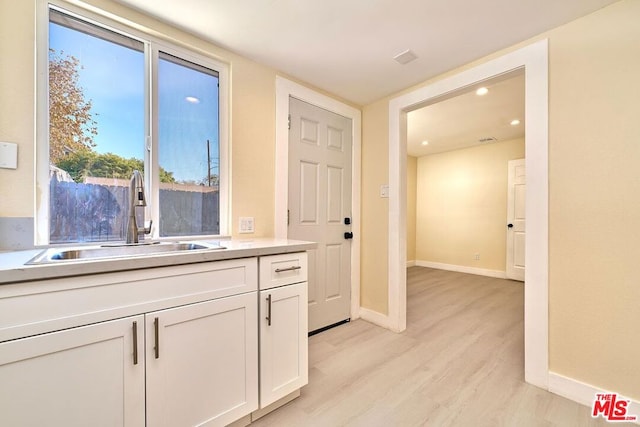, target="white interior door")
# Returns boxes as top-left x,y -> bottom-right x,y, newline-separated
507,158 -> 525,281
288,97 -> 352,332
